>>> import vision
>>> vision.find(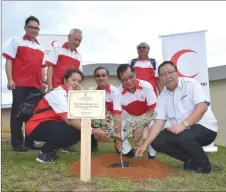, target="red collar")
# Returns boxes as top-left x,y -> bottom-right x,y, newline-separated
62,42 -> 77,52
23,34 -> 39,44
61,84 -> 69,93
137,56 -> 149,61
122,80 -> 142,94
97,83 -> 111,93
